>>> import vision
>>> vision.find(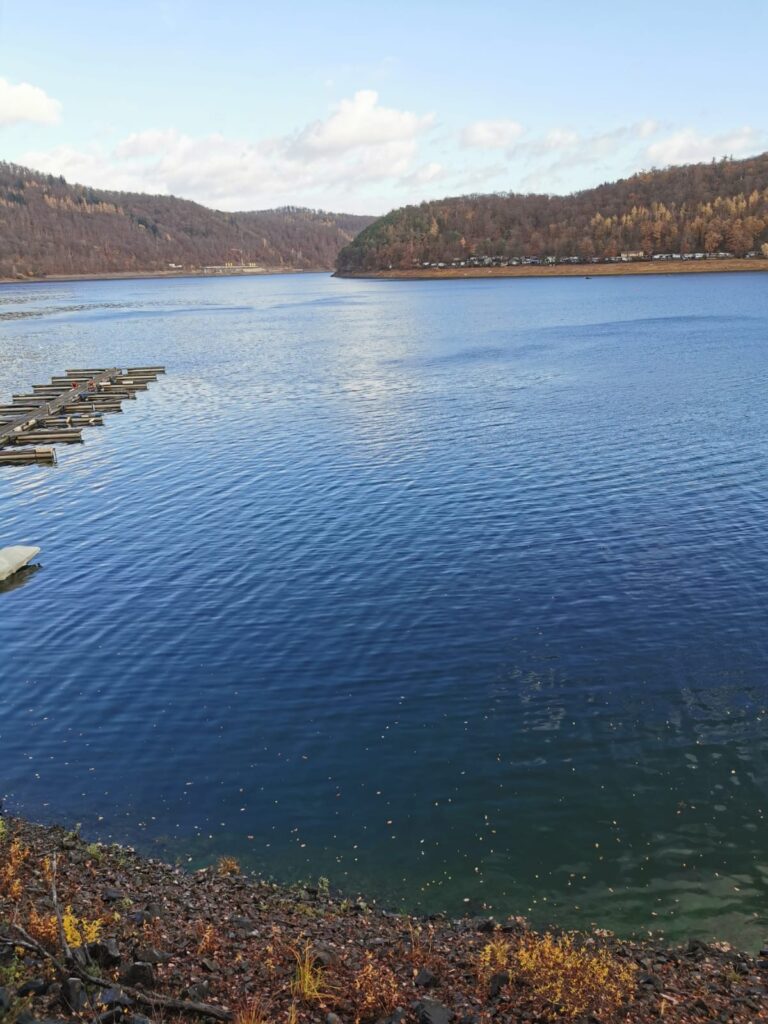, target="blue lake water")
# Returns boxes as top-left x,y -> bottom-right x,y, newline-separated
1,271 -> 767,949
